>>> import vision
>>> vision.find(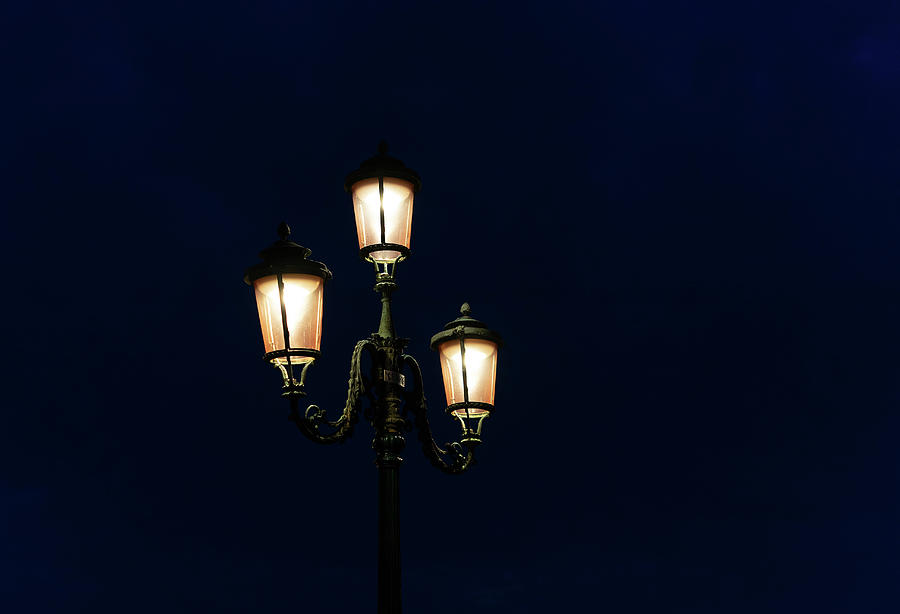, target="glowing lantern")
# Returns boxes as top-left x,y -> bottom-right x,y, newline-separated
244,222 -> 332,376
430,303 -> 502,443
344,141 -> 421,264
